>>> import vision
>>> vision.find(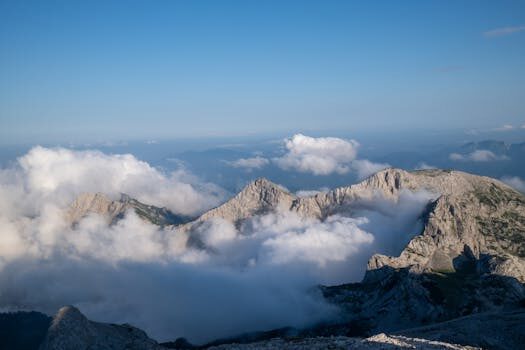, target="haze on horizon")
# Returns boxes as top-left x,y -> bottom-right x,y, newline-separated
1,0 -> 525,144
